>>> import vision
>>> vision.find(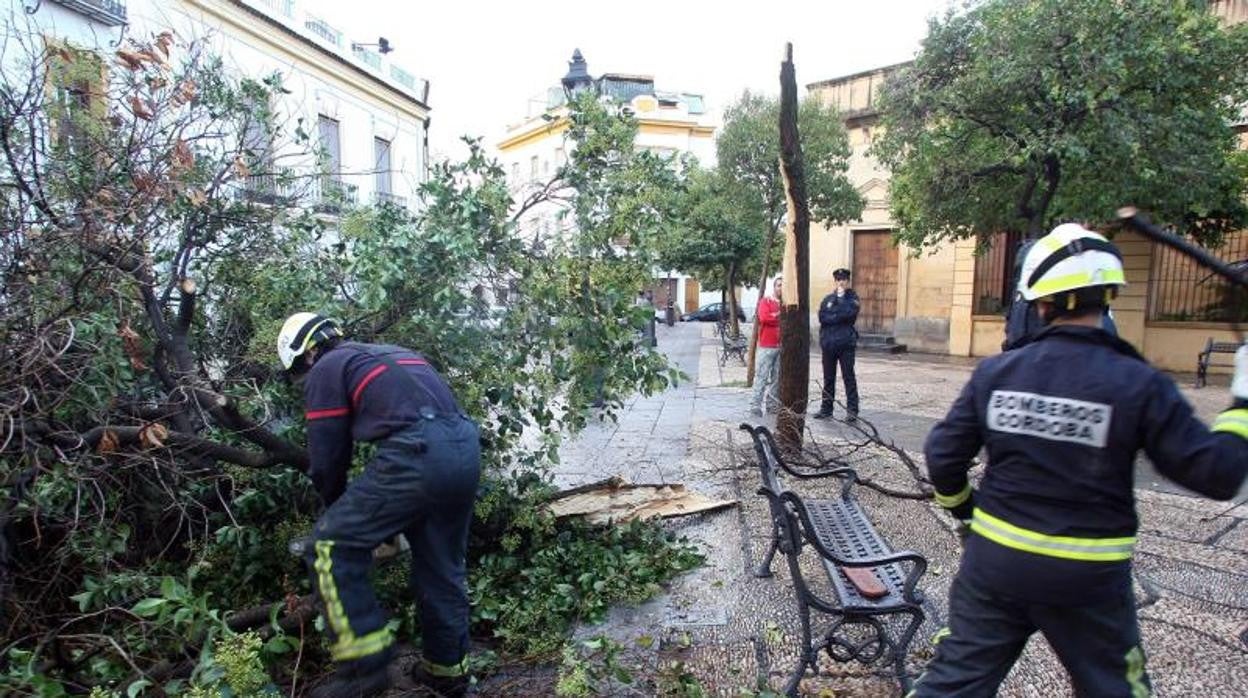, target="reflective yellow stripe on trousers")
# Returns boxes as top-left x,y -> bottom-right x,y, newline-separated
315,541 -> 394,661
970,509 -> 1135,562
